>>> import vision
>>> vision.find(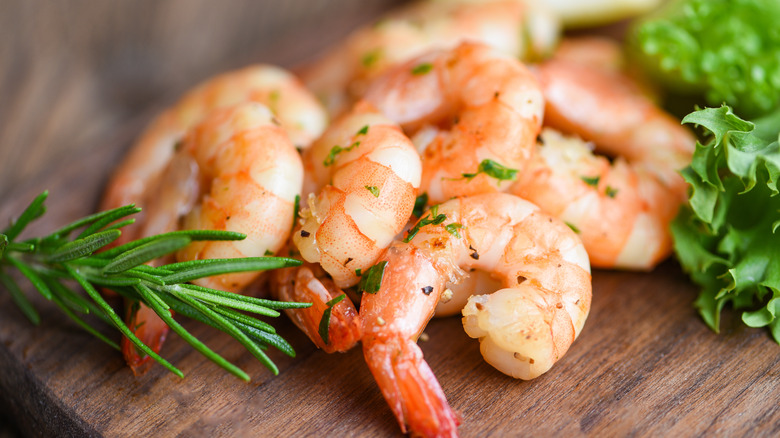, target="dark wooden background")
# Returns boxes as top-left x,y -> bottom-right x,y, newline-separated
1,1 -> 779,437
